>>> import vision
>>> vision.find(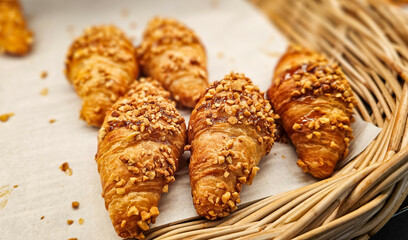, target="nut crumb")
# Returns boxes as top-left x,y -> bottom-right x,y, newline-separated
72,201 -> 79,209
13,185 -> 18,188
66,25 -> 74,33
210,0 -> 219,9
59,162 -> 73,176
281,155 -> 286,159
263,50 -> 281,58
121,8 -> 129,18
40,71 -> 48,79
78,218 -> 84,225
40,88 -> 48,96
0,112 -> 14,122
68,238 -> 77,240
129,22 -> 137,29
40,216 -> 44,220
292,123 -> 301,130
162,184 -> 168,193
49,119 -> 56,124
67,219 -> 74,225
